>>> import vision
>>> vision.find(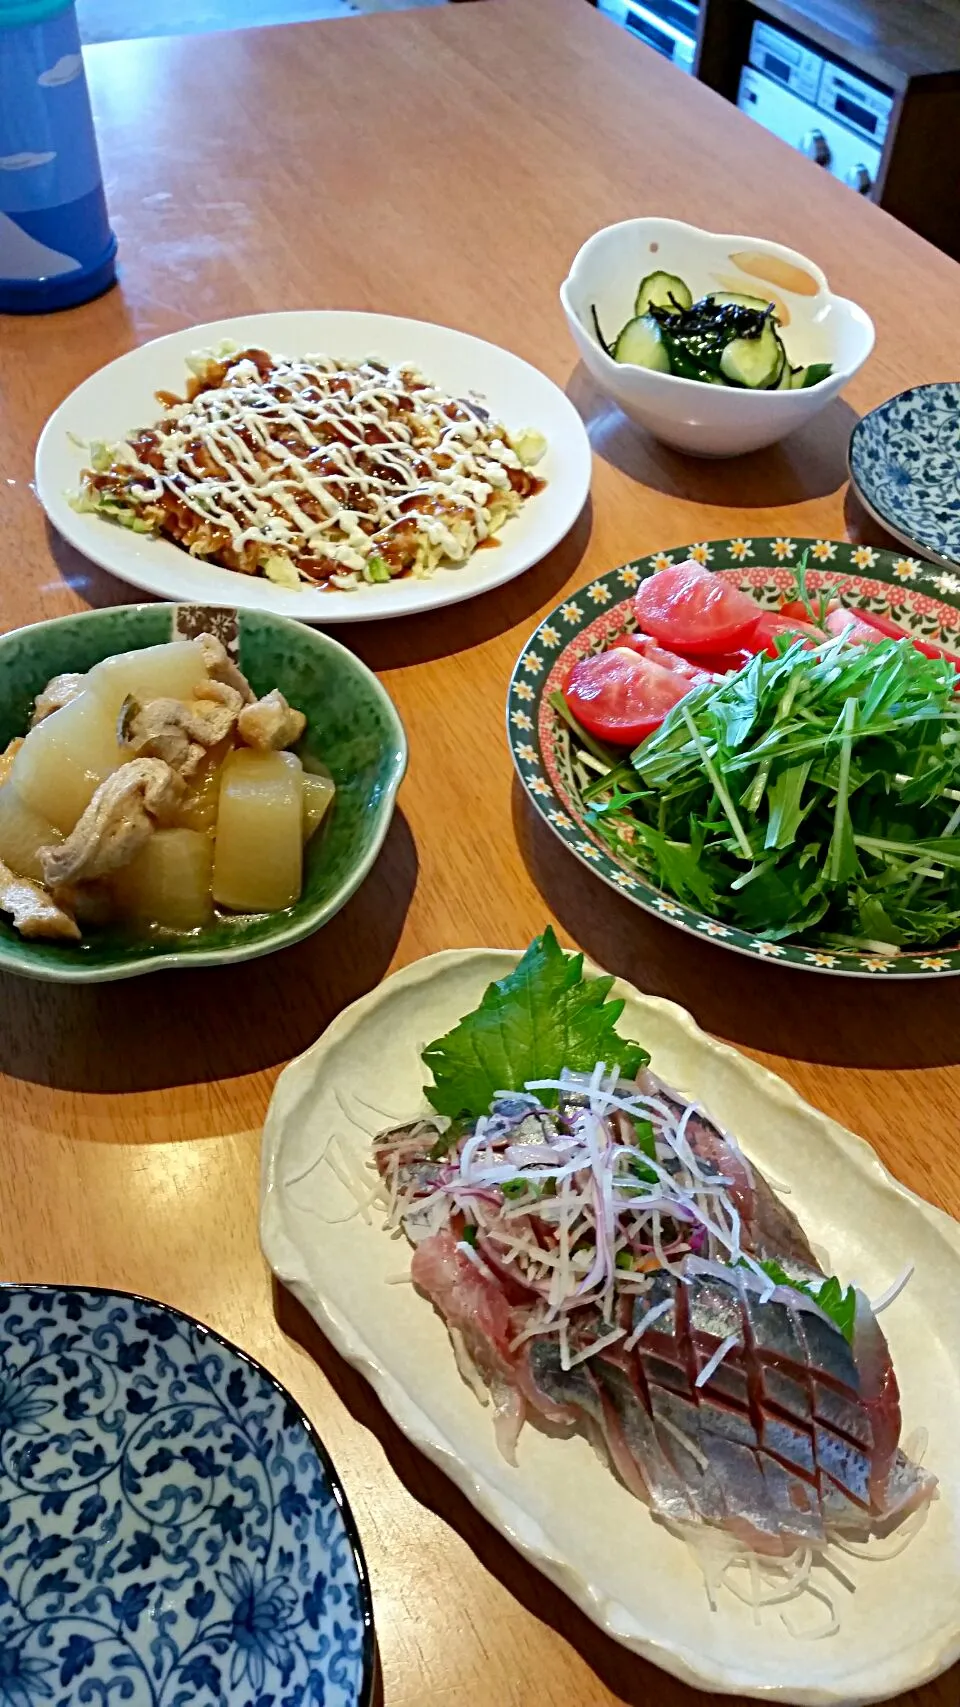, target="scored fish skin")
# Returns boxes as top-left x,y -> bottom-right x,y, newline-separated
526,1337 -> 599,1425
741,1286 -> 809,1367
793,1302 -> 861,1393
594,1358 -> 697,1521
759,1412 -> 817,1478
658,1089 -> 818,1270
760,1366 -> 812,1421
385,1092 -> 935,1553
758,1453 -> 824,1546
813,1381 -> 873,1448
